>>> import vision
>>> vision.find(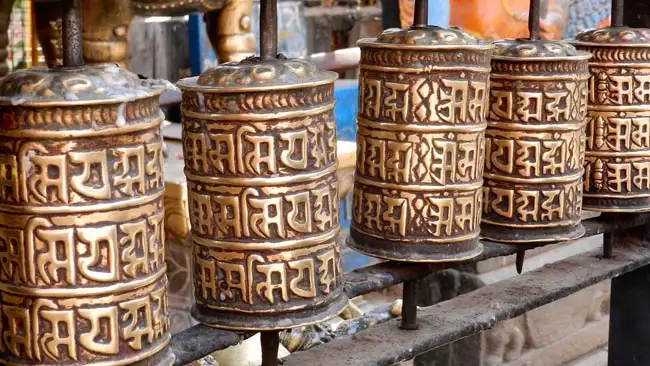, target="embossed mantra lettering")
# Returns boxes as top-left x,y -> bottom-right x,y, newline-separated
577,50 -> 650,208
179,69 -> 346,327
0,279 -> 169,361
352,70 -> 489,248
358,76 -> 489,124
0,141 -> 164,205
183,120 -> 337,176
482,61 -> 589,234
0,94 -> 170,364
